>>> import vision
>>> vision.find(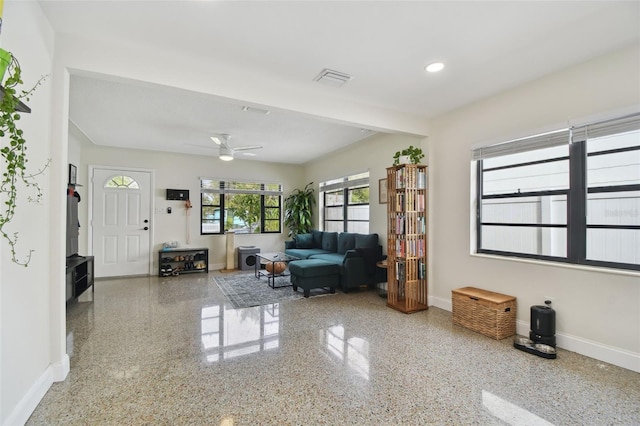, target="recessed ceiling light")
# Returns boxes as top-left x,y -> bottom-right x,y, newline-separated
425,62 -> 445,73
